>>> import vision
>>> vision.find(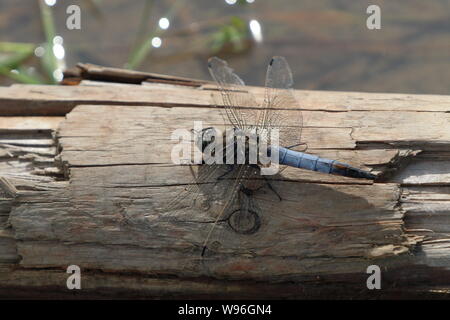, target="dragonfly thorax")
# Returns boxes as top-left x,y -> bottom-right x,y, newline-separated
195,127 -> 269,166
